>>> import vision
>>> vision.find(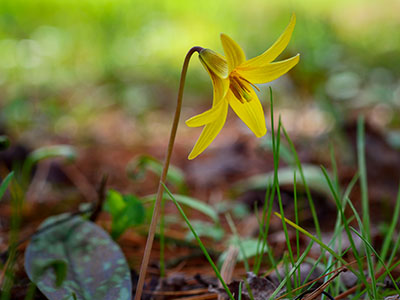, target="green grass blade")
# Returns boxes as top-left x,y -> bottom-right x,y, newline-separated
274,212 -> 347,265
346,199 -> 376,298
0,172 -> 14,201
269,241 -> 314,299
275,118 -> 296,272
253,87 -> 277,275
281,125 -> 322,242
357,116 -> 371,242
350,227 -> 400,295
293,170 -> 301,287
320,166 -> 369,287
162,183 -> 234,300
379,183 -> 400,267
